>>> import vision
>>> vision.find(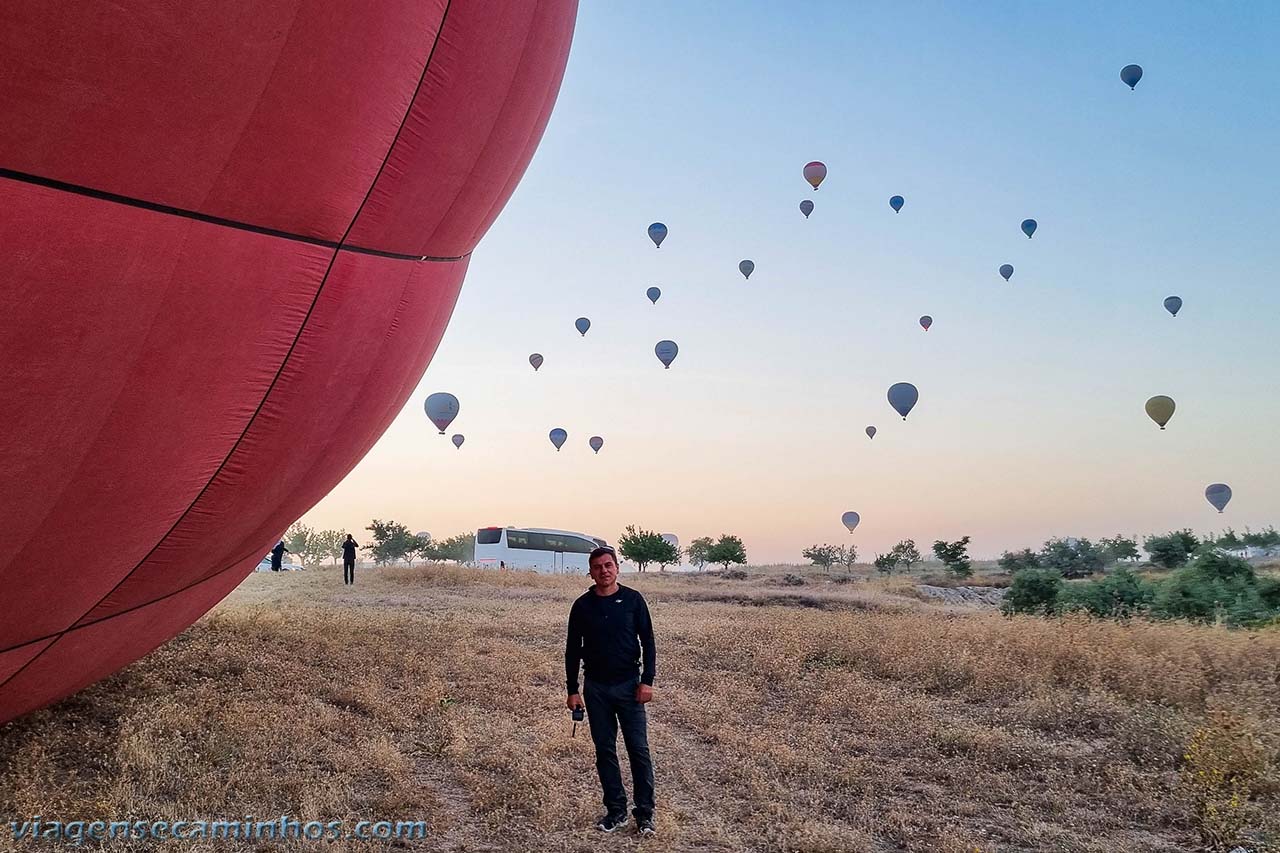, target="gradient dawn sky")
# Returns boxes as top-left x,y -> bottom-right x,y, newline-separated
302,1 -> 1280,564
